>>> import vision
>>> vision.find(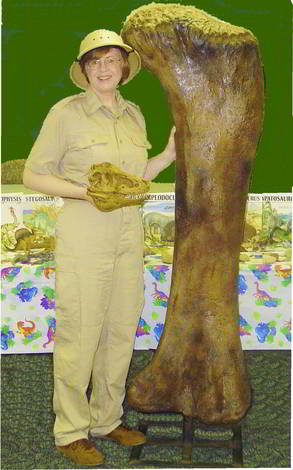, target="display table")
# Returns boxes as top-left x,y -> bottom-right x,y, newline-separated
1,185 -> 291,353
